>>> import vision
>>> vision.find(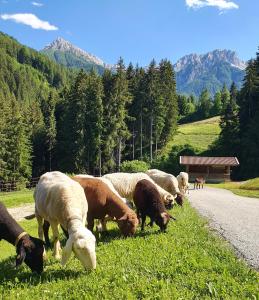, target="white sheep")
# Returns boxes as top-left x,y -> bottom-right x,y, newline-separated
146,169 -> 184,206
103,172 -> 175,208
34,171 -> 96,269
177,172 -> 189,194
